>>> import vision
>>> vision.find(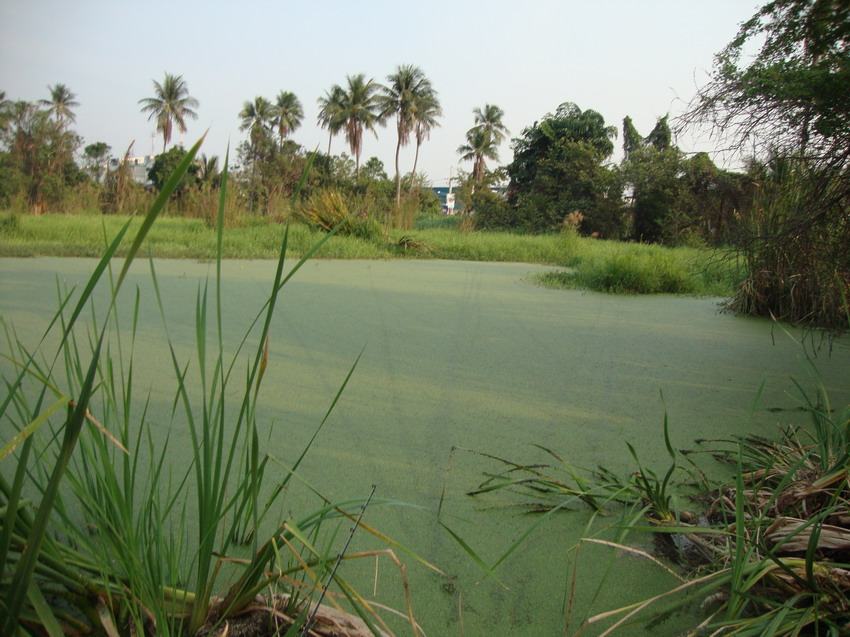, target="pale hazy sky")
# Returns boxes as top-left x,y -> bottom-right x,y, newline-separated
1,1 -> 760,186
